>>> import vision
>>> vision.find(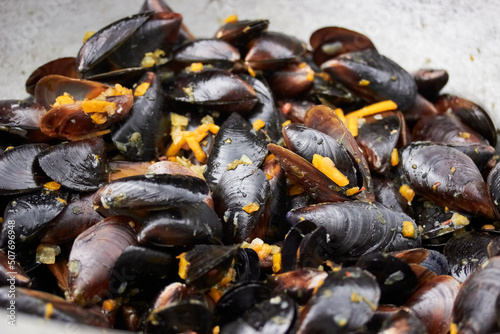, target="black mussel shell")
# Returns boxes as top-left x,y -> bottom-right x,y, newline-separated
245,31 -> 306,71
204,112 -> 268,189
400,143 -> 494,218
356,252 -> 417,305
372,174 -> 409,213
168,68 -> 258,113
39,192 -> 103,244
213,164 -> 270,243
138,202 -> 223,247
321,49 -> 417,111
304,105 -> 374,199
435,94 -> 496,147
38,137 -> 107,192
25,57 -> 78,95
404,275 -> 461,334
298,267 -> 380,333
277,99 -> 315,124
0,100 -> 50,142
234,248 -> 260,283
112,71 -> 169,161
76,12 -> 152,76
84,67 -> 148,87
265,61 -> 315,98
0,143 -> 49,195
379,309 -> 428,334
0,249 -> 31,287
215,281 -> 271,326
356,112 -> 402,174
266,268 -> 328,305
403,93 -> 439,128
310,26 -> 377,66
145,300 -> 213,334
412,113 -> 489,146
283,123 -> 359,186
453,256 -> 500,334
0,286 -> 109,327
268,143 -> 351,203
443,231 -> 494,283
240,74 -> 282,143
110,245 -> 176,301
172,39 -> 240,68
222,294 -> 297,334
287,201 -> 421,261
0,190 -> 68,249
106,12 -> 182,69
68,216 -> 137,305
488,162 -> 500,219
93,174 -> 210,216
413,69 -> 449,101
182,244 -> 239,289
215,19 -> 269,48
